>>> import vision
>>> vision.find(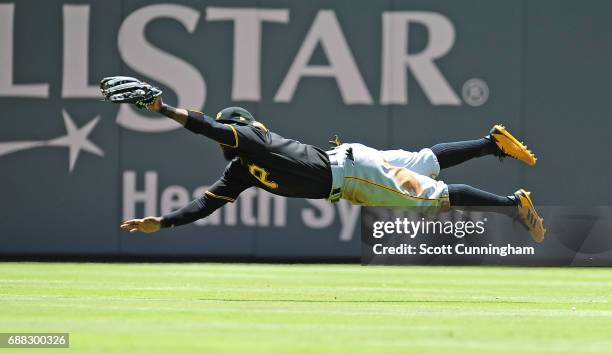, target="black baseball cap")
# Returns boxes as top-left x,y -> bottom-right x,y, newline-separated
215,107 -> 255,125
